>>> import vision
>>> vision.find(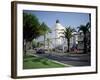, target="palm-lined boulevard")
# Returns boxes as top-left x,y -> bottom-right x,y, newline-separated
23,12 -> 91,69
